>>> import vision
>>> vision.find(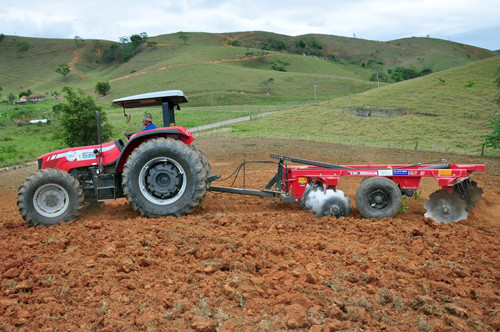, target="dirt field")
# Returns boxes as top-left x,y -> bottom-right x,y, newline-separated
1,138 -> 499,331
